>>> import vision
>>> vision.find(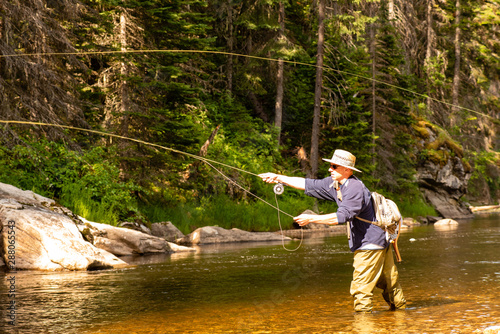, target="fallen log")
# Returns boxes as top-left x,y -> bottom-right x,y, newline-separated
469,204 -> 500,213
